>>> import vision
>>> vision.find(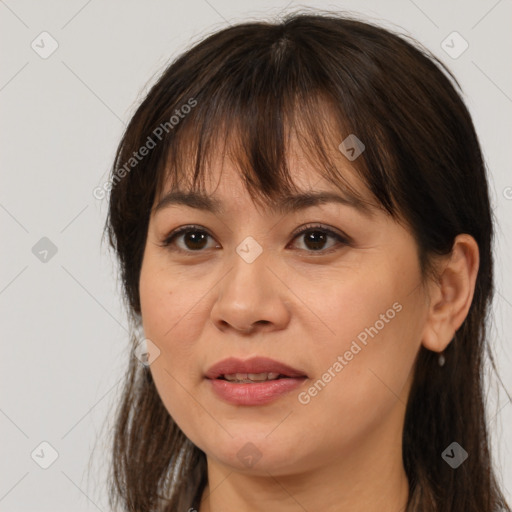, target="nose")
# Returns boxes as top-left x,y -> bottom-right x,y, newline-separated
210,249 -> 291,335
